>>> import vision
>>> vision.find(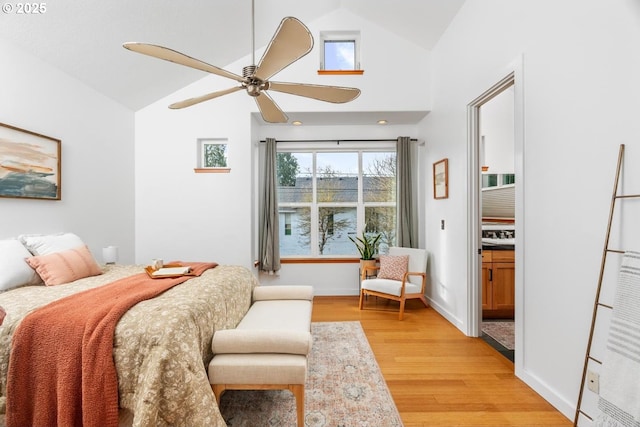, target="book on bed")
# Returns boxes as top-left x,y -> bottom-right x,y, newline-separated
151,266 -> 192,276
